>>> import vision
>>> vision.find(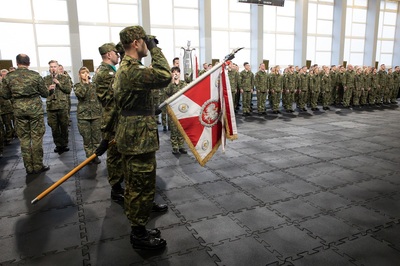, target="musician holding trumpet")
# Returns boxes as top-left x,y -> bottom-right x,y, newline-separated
43,60 -> 72,154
